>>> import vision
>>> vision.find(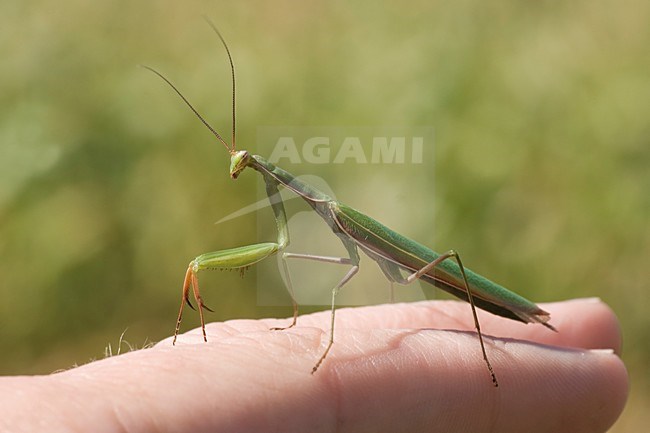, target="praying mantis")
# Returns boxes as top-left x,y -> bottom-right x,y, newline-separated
143,22 -> 555,387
